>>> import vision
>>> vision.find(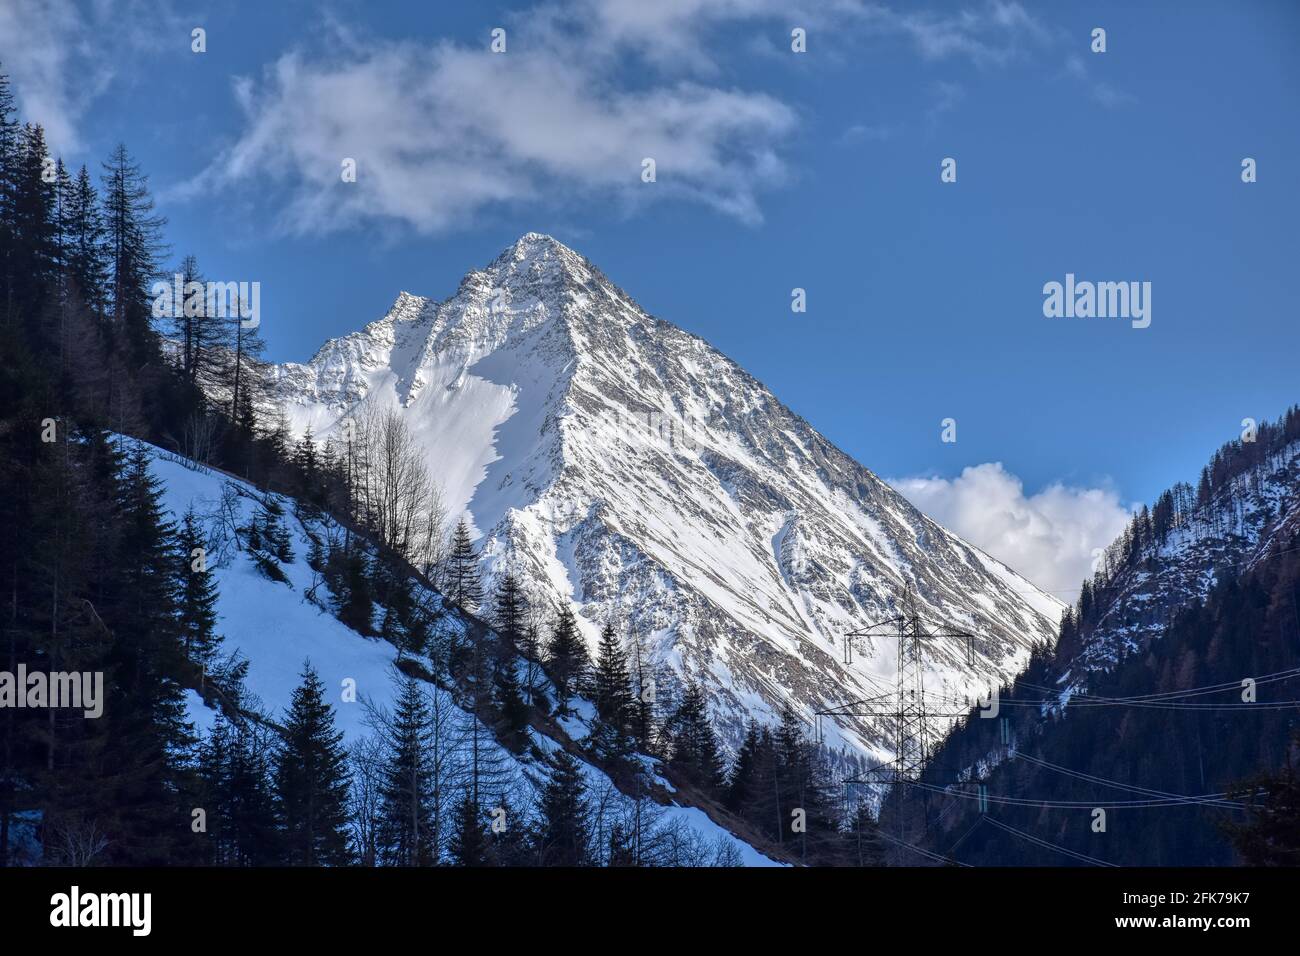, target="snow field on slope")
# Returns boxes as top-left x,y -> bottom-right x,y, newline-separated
140,440 -> 775,865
